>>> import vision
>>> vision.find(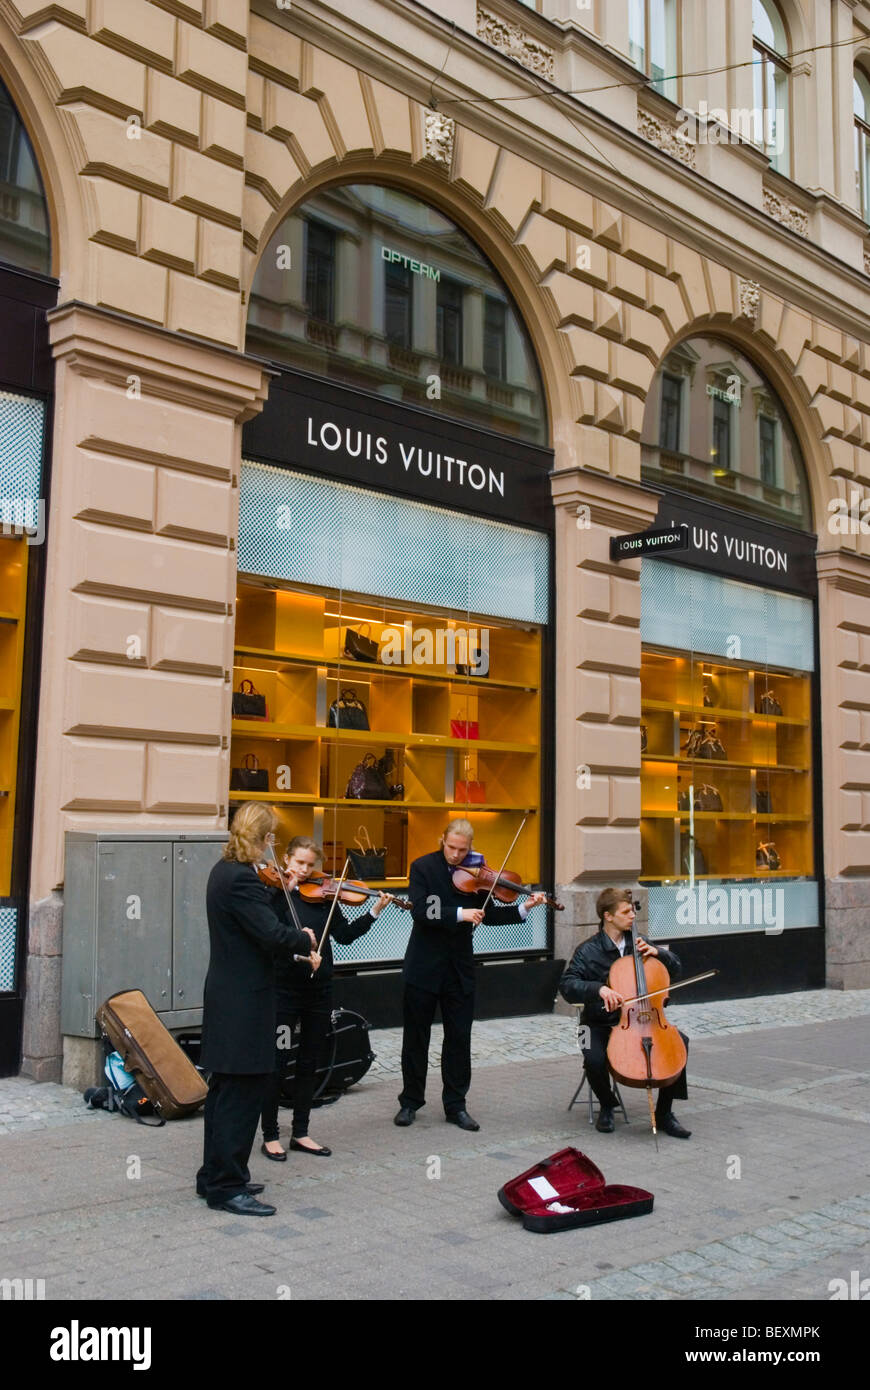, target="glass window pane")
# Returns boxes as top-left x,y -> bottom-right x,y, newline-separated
629,0 -> 646,71
0,81 -> 50,274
